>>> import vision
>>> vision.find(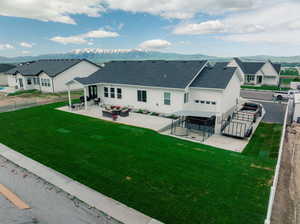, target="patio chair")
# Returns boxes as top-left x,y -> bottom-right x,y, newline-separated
94,98 -> 101,105
120,109 -> 129,117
